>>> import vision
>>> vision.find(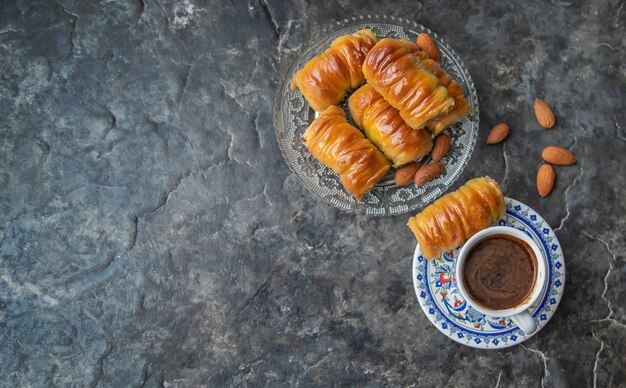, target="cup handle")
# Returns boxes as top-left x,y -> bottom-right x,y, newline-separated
511,310 -> 537,334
